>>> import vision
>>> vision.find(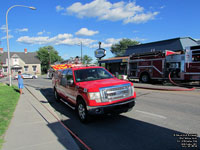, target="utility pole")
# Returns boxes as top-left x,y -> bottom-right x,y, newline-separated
81,41 -> 82,63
